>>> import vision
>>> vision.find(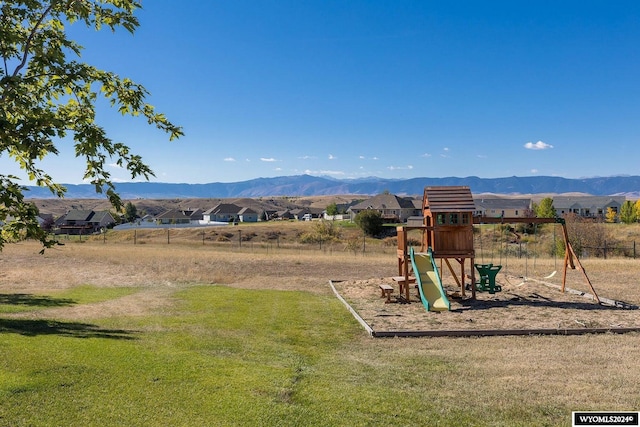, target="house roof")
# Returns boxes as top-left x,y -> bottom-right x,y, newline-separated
181,208 -> 203,218
552,196 -> 625,209
90,211 -> 114,223
156,209 -> 190,220
350,194 -> 417,210
64,210 -> 94,221
423,186 -> 476,213
204,203 -> 241,215
238,207 -> 257,215
474,198 -> 531,210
